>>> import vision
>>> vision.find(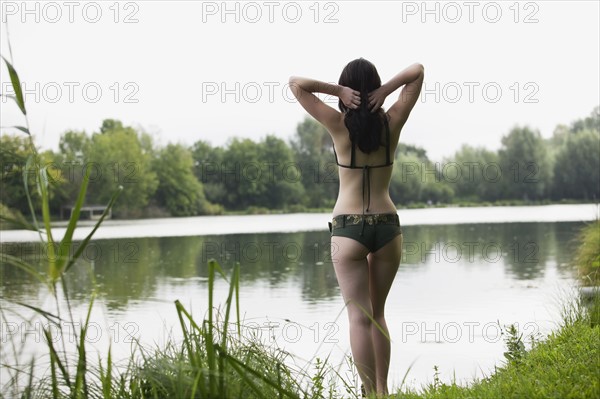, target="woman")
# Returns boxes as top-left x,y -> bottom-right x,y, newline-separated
289,59 -> 424,396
